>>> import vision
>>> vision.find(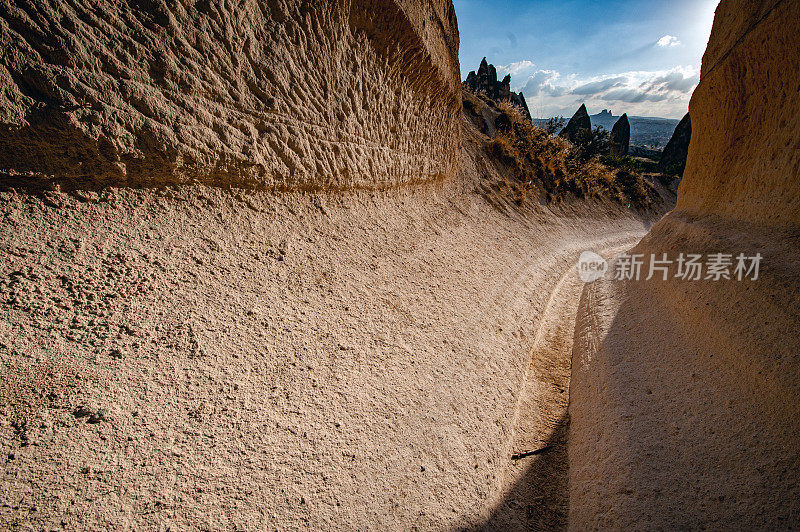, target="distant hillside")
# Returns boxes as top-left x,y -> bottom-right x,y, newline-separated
534,111 -> 680,149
